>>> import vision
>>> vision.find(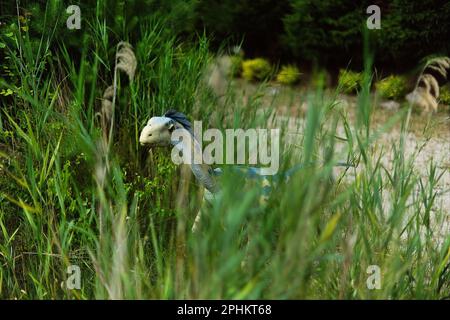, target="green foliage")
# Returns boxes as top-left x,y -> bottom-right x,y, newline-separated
440,85 -> 450,105
230,55 -> 243,77
283,0 -> 450,68
376,75 -> 408,100
338,69 -> 363,94
242,58 -> 271,81
283,0 -> 371,66
276,65 -> 301,85
375,0 -> 450,66
0,0 -> 449,300
195,0 -> 290,57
